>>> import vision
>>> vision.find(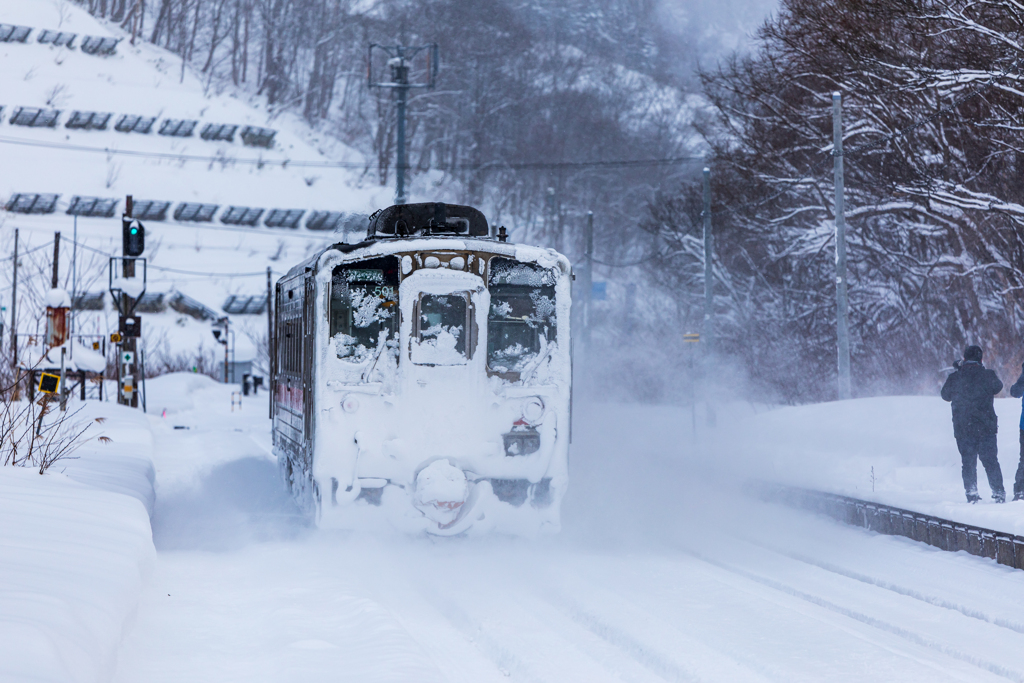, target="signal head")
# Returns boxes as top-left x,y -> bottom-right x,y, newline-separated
123,218 -> 145,257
